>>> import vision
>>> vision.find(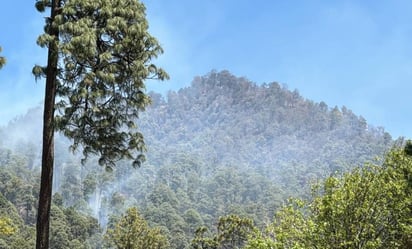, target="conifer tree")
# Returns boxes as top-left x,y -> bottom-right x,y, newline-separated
105,207 -> 169,249
33,0 -> 168,248
0,46 -> 5,69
